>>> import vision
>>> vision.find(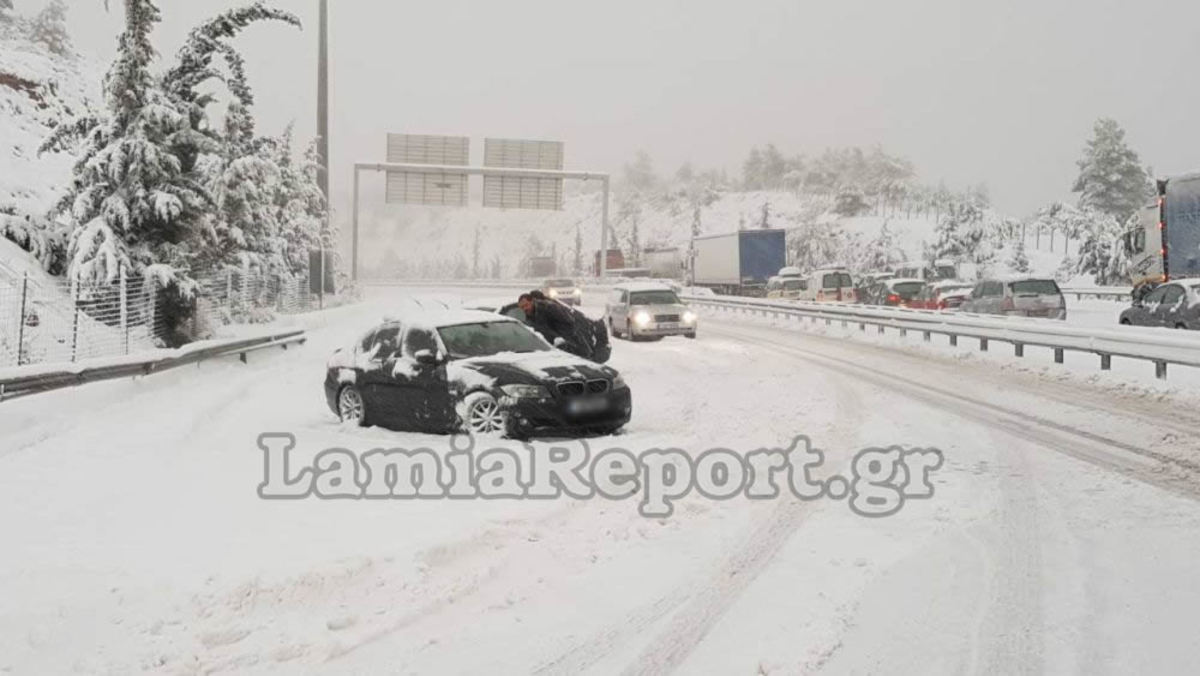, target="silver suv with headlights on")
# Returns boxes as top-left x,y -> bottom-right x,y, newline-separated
605,283 -> 698,341
542,278 -> 583,306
